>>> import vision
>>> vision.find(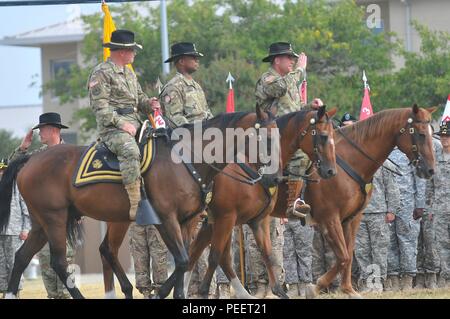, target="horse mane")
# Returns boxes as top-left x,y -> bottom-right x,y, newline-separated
179,112 -> 251,131
276,109 -> 310,131
339,108 -> 407,145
